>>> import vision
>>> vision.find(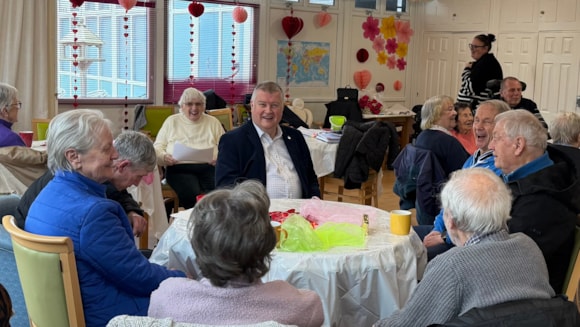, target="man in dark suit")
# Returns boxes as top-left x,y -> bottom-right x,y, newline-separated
215,81 -> 320,198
